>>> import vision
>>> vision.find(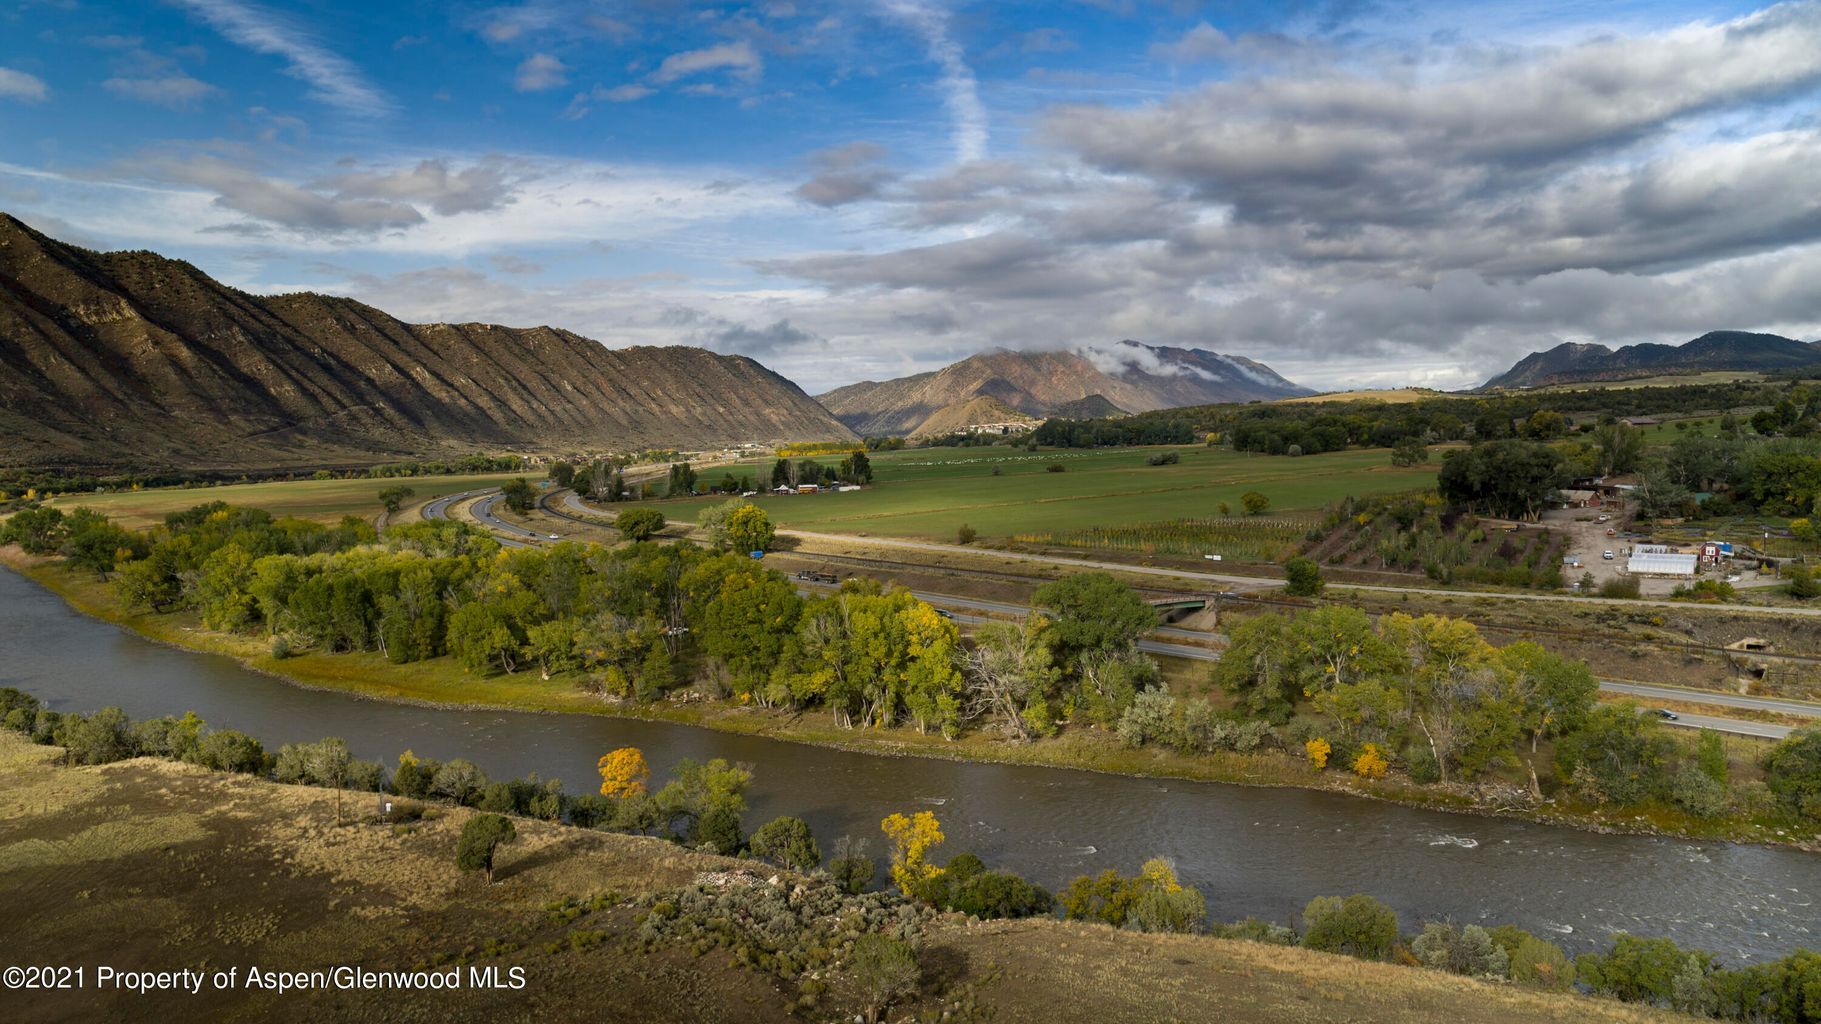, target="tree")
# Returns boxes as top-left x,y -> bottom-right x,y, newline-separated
456,813 -> 517,884
1763,727 -> 1821,820
881,810 -> 944,895
828,835 -> 876,894
378,485 -> 415,514
1555,703 -> 1678,806
1301,894 -> 1399,959
725,503 -> 775,553
304,736 -> 352,823
614,508 -> 665,542
1283,556 -> 1324,596
839,449 -> 874,484
1591,422 -> 1646,476
500,477 -> 536,513
748,816 -> 819,871
955,523 -> 977,545
1391,437 -> 1429,466
597,746 -> 650,799
848,933 -> 919,1024
1787,565 -> 1820,601
963,618 -> 1058,741
1033,572 -> 1156,669
1437,440 -> 1566,520
1213,612 -> 1300,720
547,461 -> 575,488
1696,729 -> 1729,785
697,499 -> 768,551
666,463 -> 697,497
1240,491 -> 1270,515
